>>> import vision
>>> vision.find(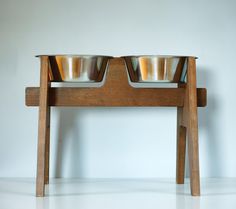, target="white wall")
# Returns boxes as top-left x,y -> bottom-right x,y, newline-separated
0,0 -> 236,178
